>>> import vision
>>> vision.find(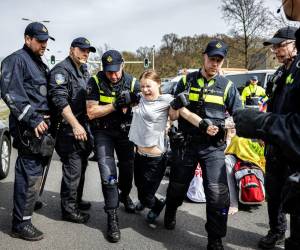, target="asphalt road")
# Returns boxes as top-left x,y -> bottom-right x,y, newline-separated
0,149 -> 288,250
